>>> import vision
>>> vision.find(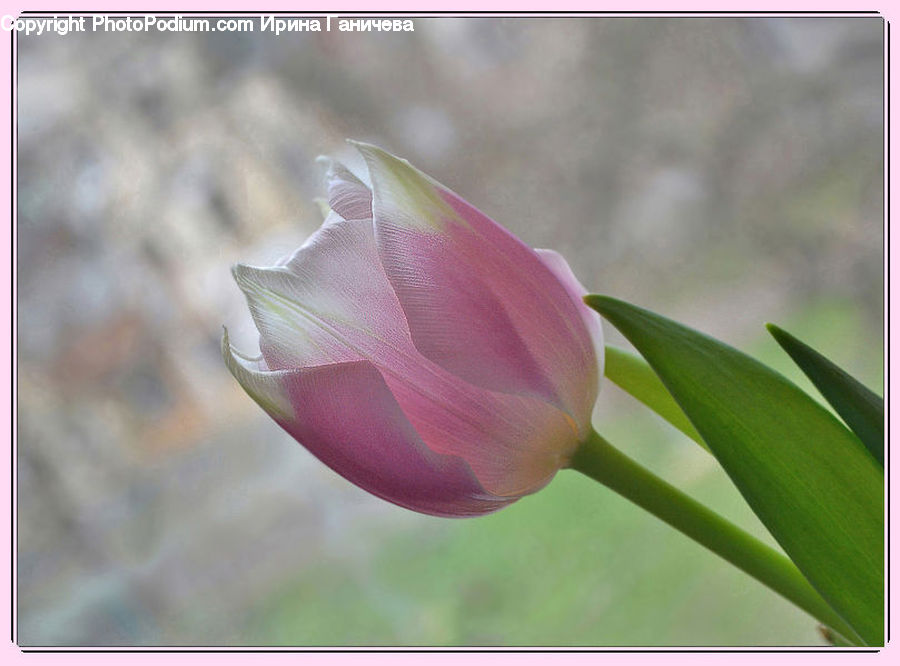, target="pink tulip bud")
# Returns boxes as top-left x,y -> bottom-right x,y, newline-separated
223,143 -> 603,517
